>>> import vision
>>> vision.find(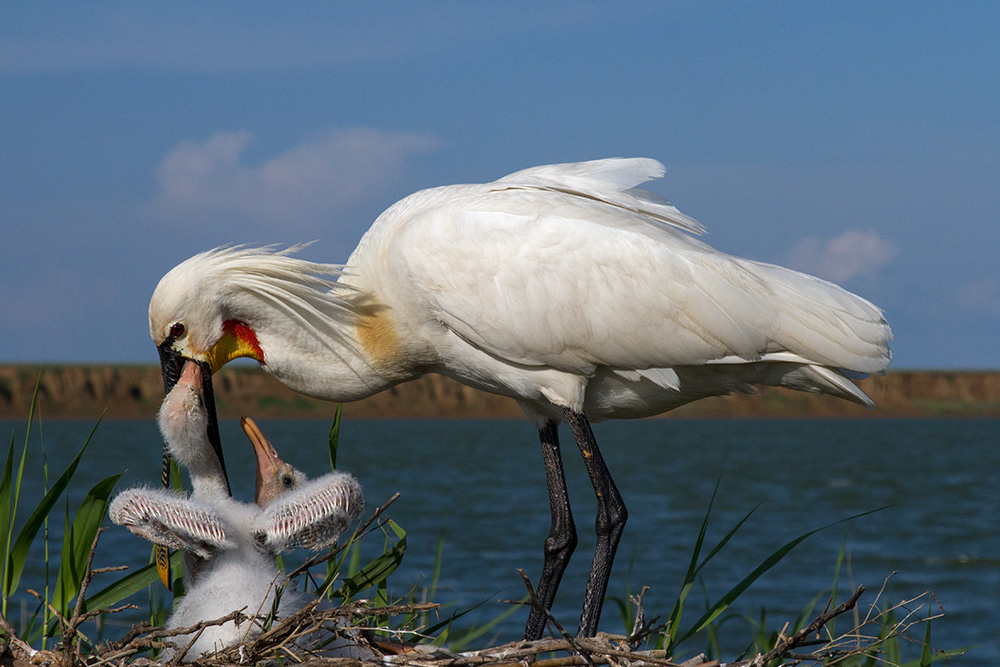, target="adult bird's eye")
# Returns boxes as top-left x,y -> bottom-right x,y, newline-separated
169,322 -> 185,339
282,475 -> 293,488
